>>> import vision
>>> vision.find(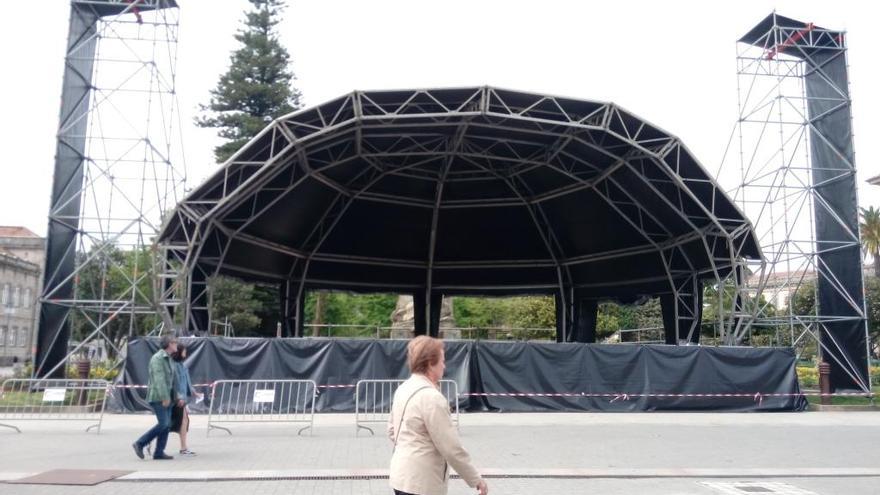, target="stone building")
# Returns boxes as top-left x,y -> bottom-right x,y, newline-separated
0,227 -> 44,366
